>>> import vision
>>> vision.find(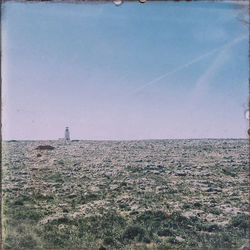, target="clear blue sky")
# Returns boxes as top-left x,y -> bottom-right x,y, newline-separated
2,1 -> 249,140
